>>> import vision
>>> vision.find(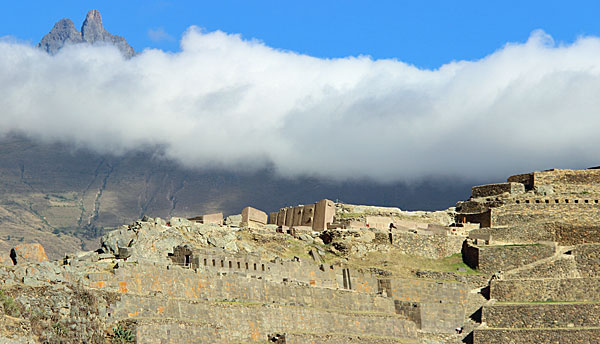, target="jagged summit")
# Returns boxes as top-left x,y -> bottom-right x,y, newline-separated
37,9 -> 134,58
